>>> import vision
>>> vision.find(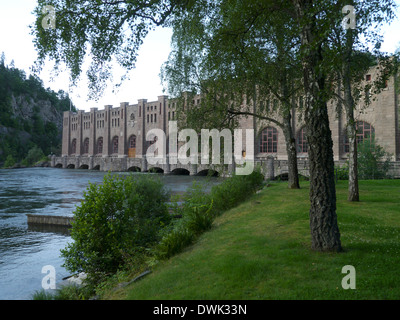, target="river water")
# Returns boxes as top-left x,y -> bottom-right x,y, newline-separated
0,167 -> 220,300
